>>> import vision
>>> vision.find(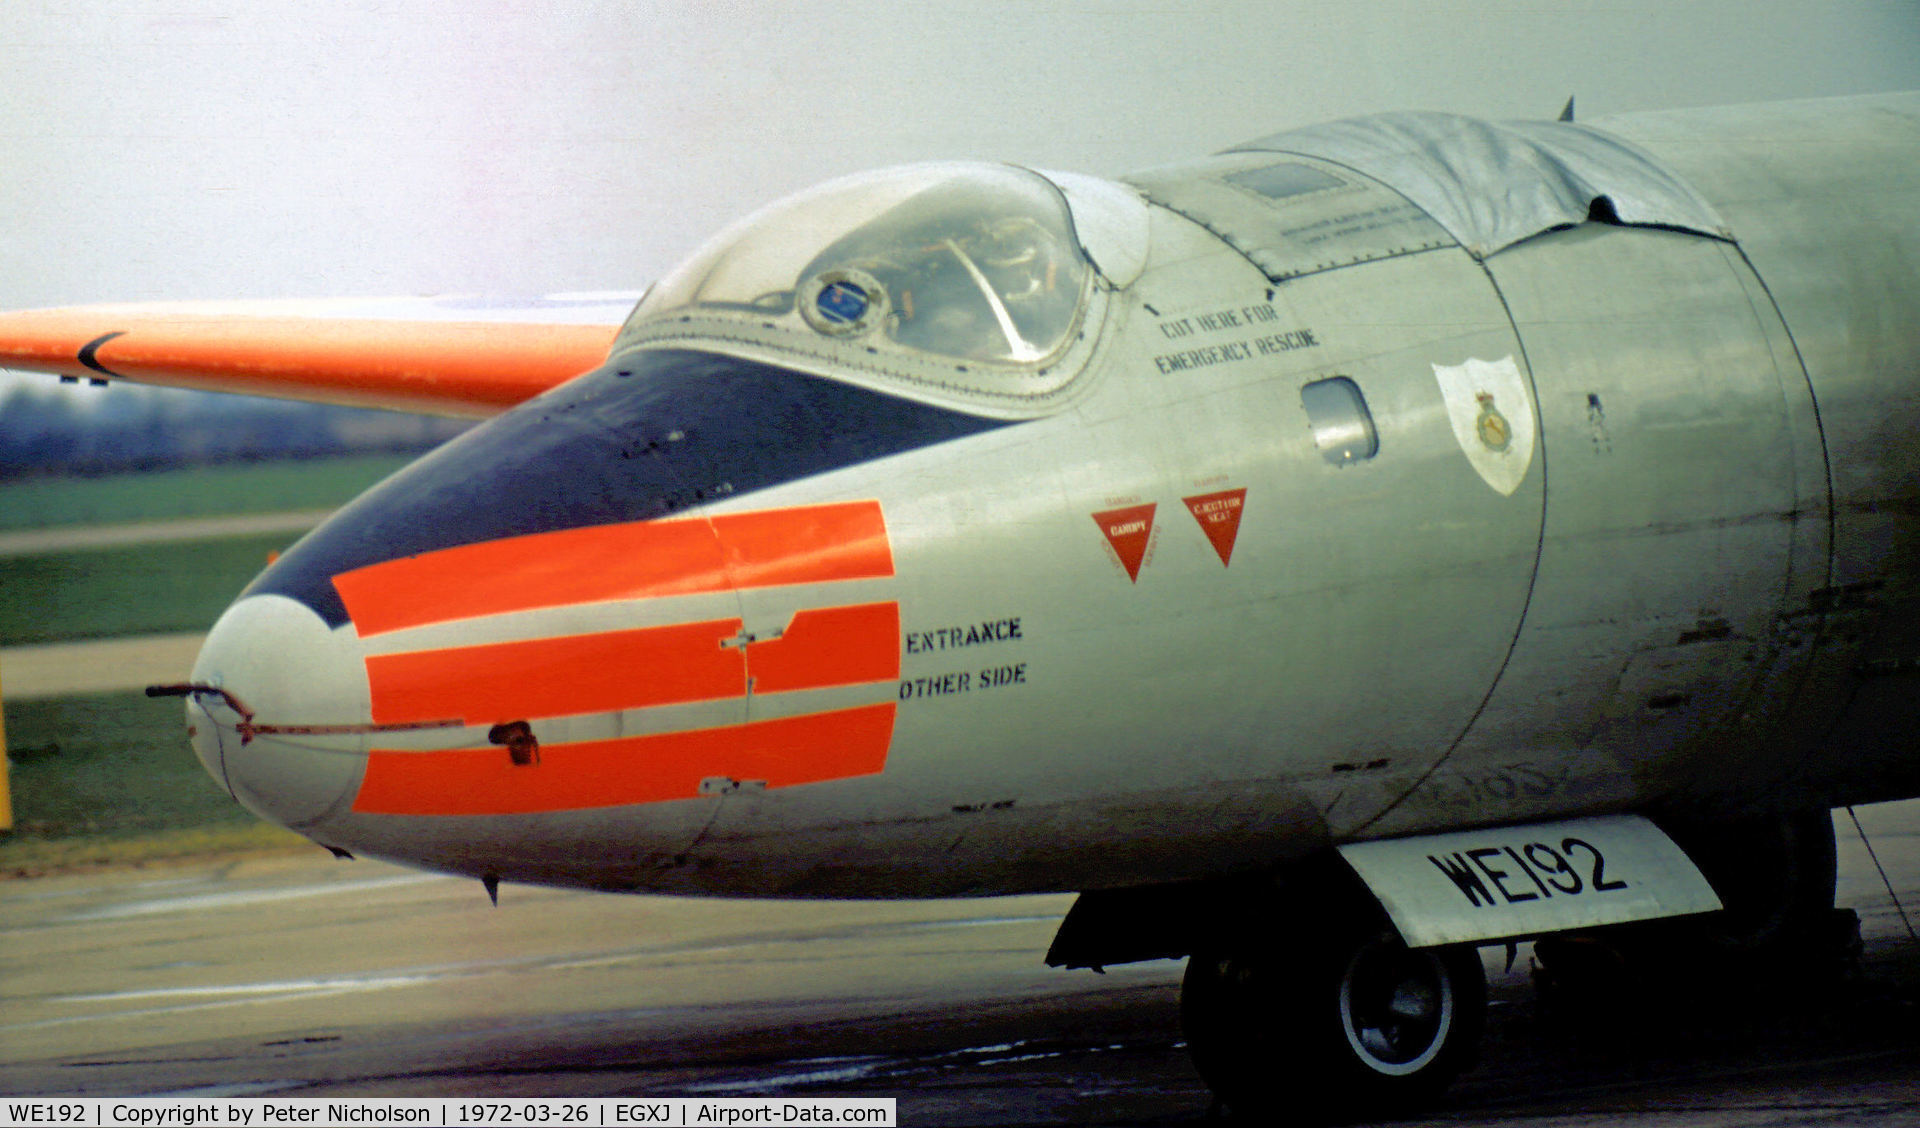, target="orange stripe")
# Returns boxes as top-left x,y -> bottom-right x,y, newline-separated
352,703 -> 896,816
0,309 -> 614,416
749,603 -> 901,693
366,618 -> 746,726
335,500 -> 893,637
